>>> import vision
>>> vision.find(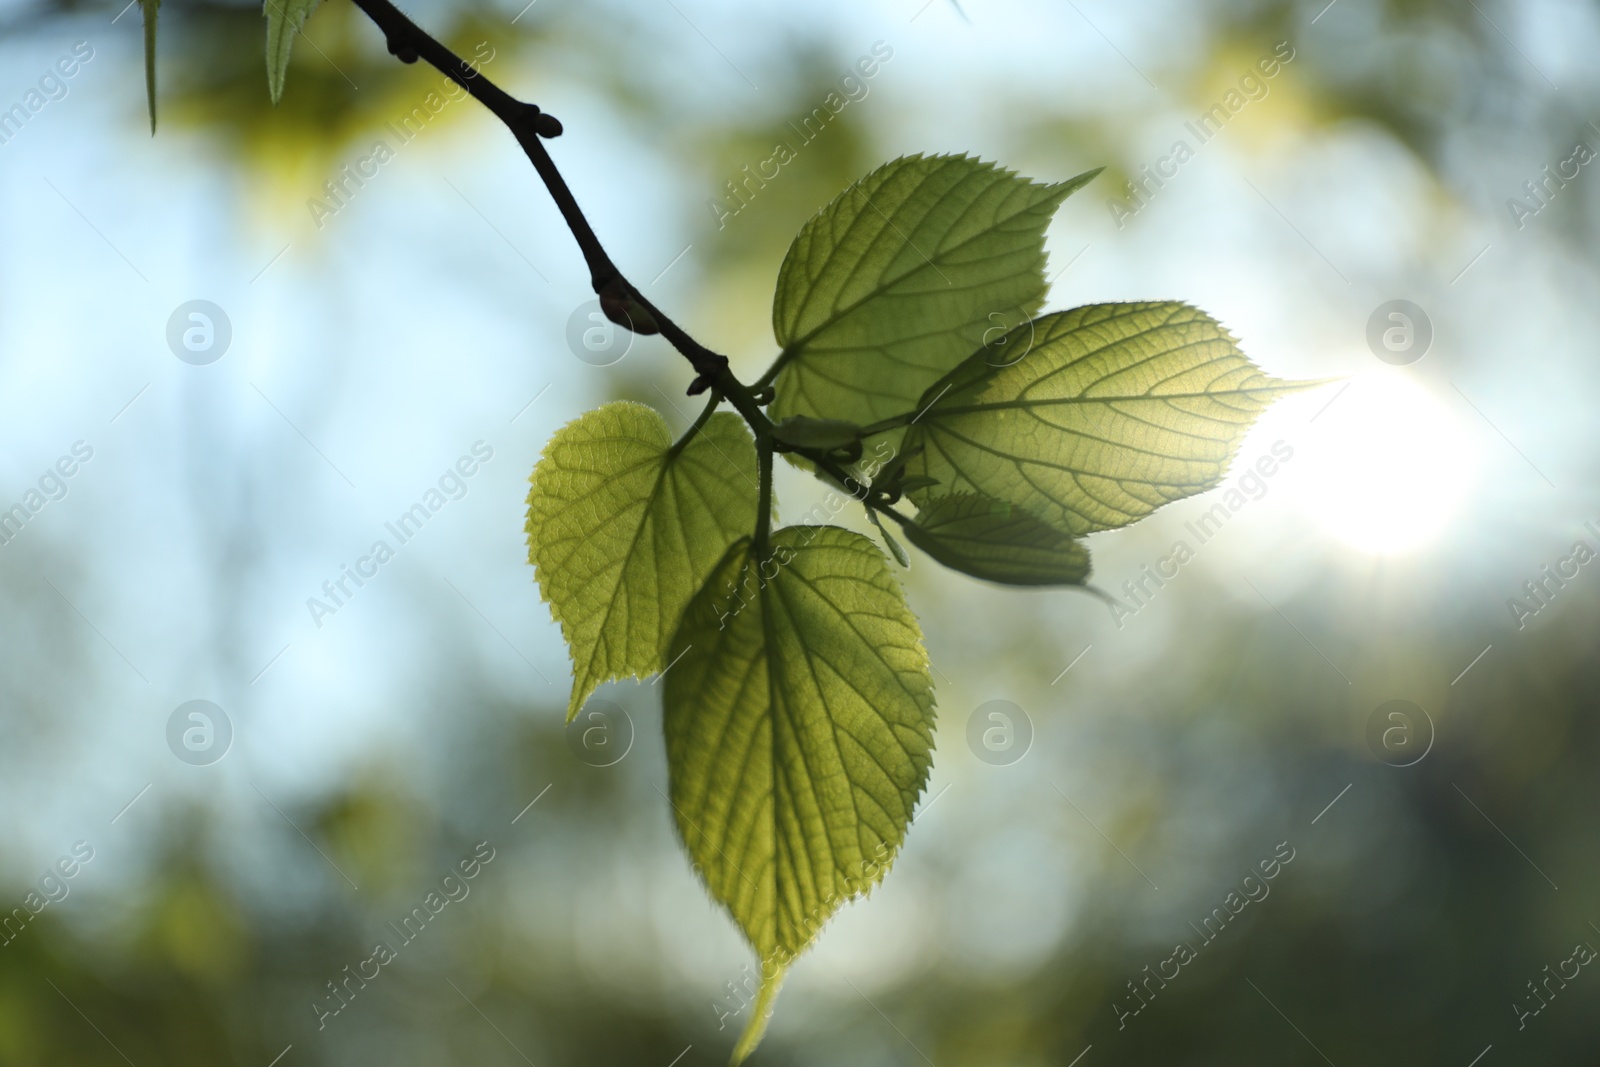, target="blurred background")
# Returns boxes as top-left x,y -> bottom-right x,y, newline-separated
1,0 -> 1597,1063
